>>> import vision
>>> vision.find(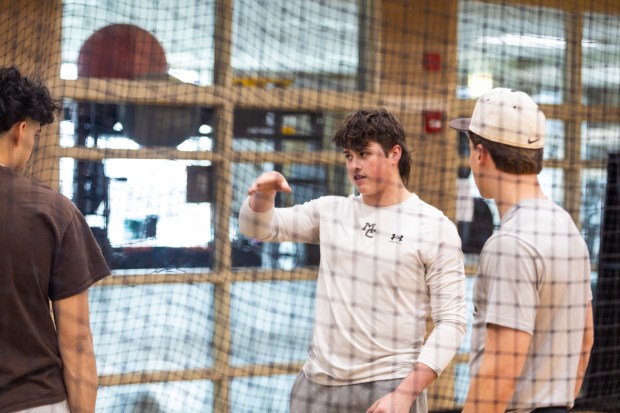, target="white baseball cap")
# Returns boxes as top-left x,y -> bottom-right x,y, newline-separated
448,88 -> 546,149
